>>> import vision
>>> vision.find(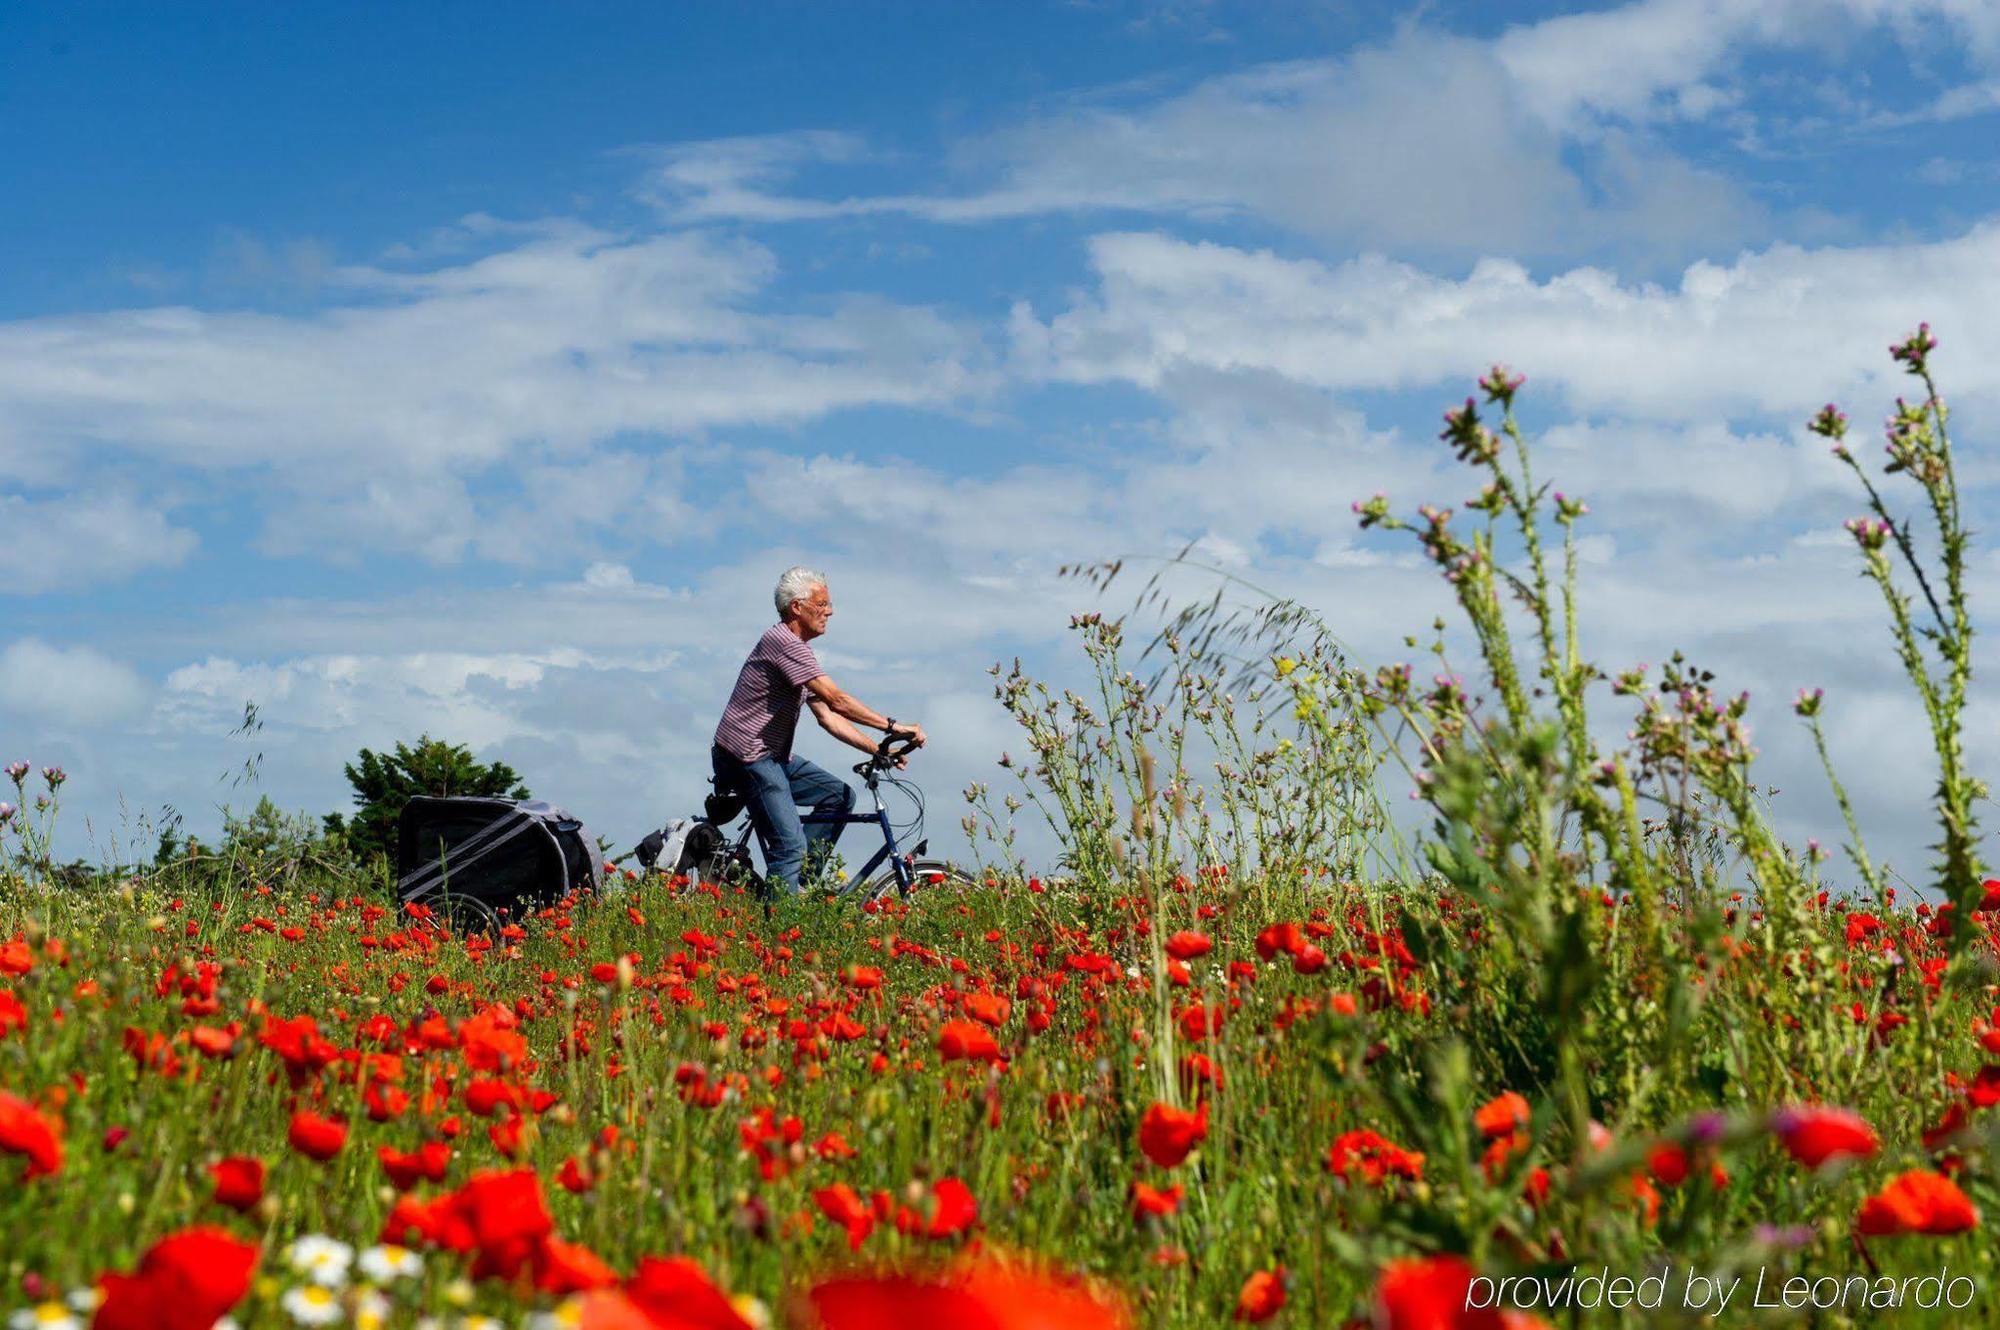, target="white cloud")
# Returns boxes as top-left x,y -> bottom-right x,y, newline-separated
1494,0 -> 2000,132
0,225 -> 994,566
0,492 -> 197,593
1013,225 -> 2000,426
0,639 -> 152,725
641,33 -> 1760,260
